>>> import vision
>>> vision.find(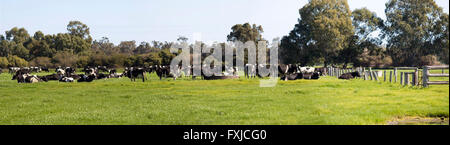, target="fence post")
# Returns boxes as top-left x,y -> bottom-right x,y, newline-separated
394,68 -> 398,83
412,73 -> 416,86
414,68 -> 419,86
404,73 -> 409,86
364,71 -> 368,80
329,67 -> 332,76
373,71 -> 379,81
389,71 -> 393,83
369,68 -> 373,80
400,72 -> 404,85
384,70 -> 387,82
423,66 -> 429,87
